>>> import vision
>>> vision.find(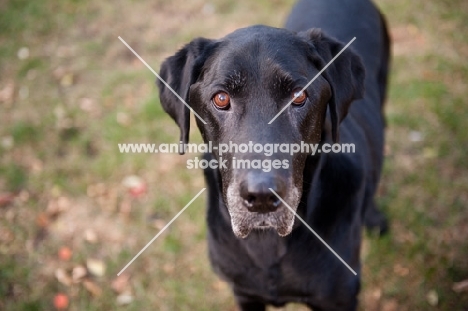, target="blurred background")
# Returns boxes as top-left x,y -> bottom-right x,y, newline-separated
0,0 -> 467,310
